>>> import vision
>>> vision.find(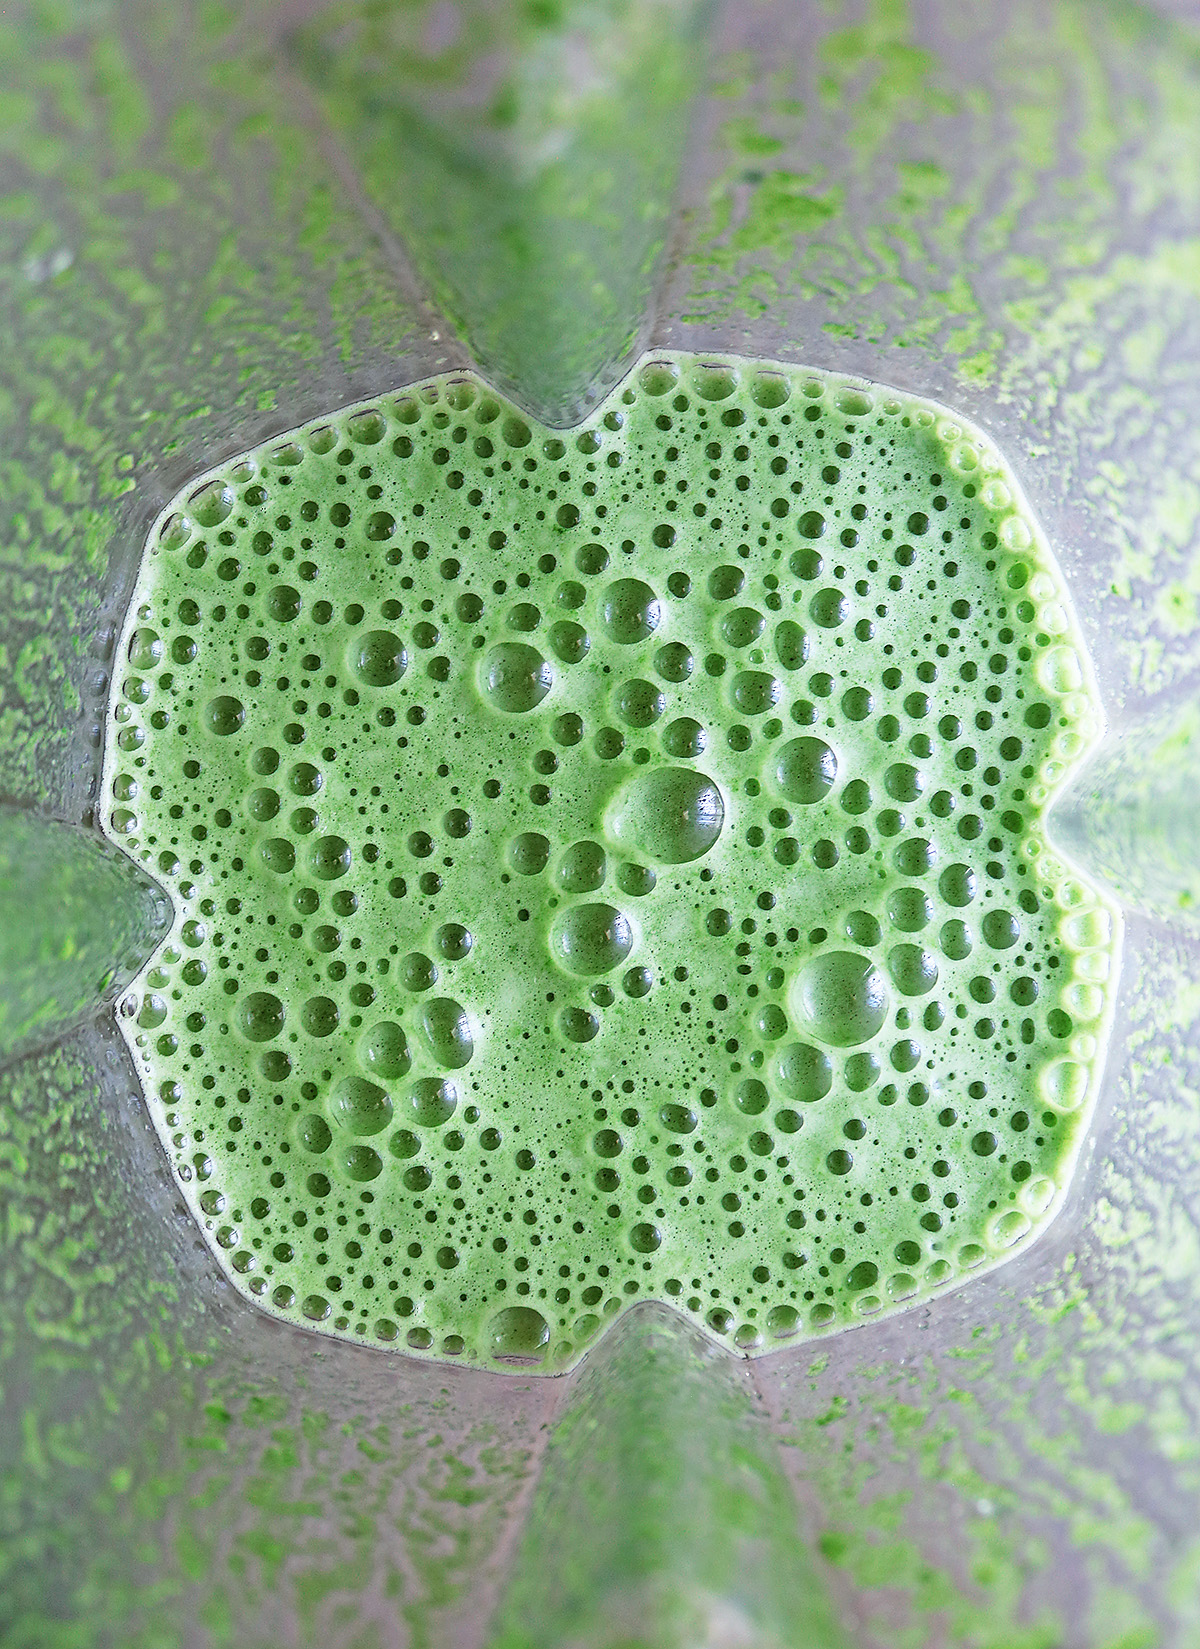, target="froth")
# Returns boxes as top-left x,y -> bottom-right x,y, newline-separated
103,353 -> 1120,1371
